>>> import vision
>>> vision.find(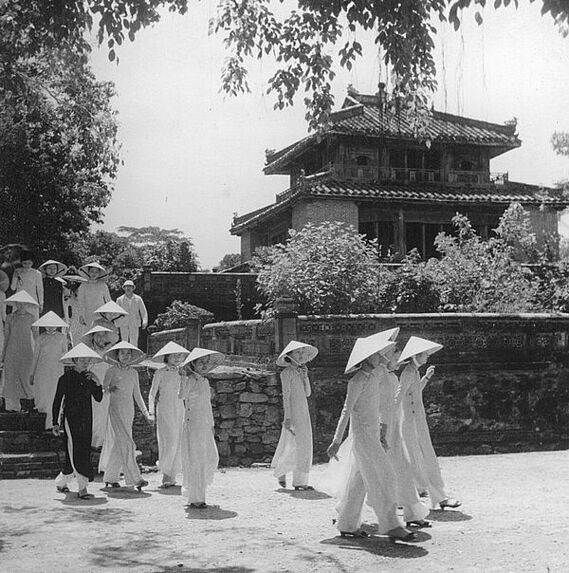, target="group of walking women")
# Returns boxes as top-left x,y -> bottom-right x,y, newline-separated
272,328 -> 461,543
